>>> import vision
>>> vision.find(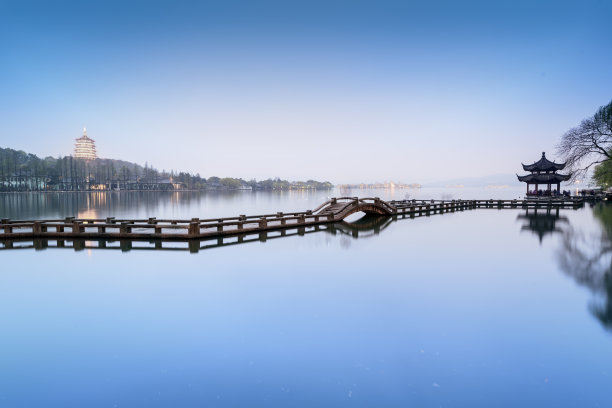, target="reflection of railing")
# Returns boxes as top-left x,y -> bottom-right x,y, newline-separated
0,224 -> 332,253
0,197 -> 586,242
